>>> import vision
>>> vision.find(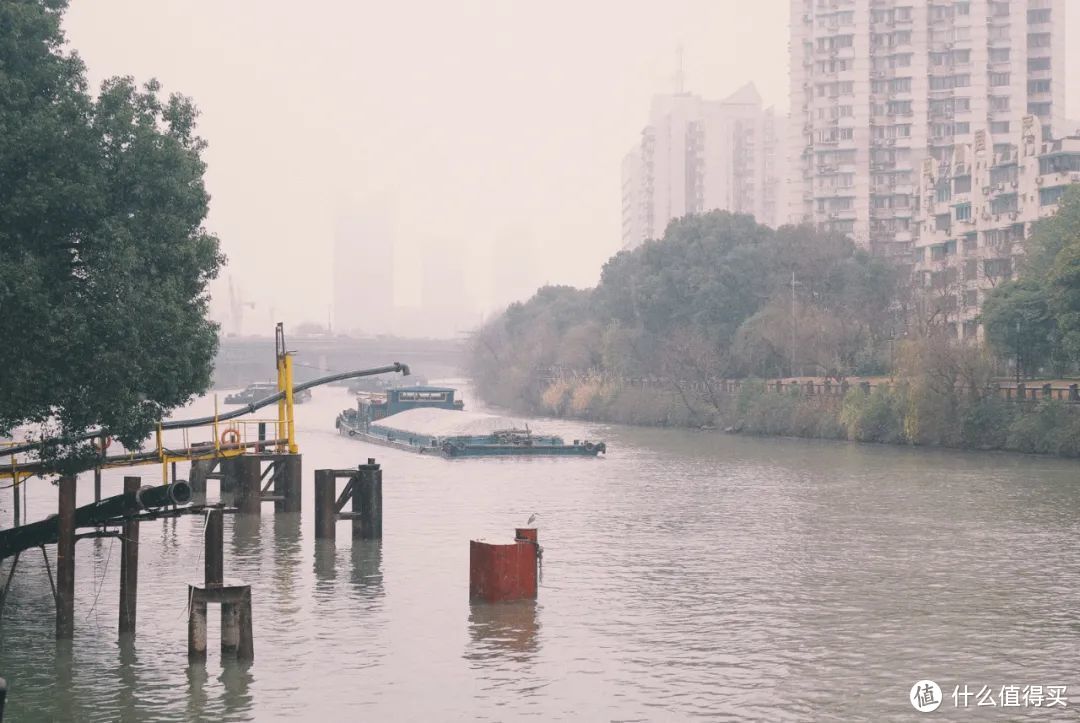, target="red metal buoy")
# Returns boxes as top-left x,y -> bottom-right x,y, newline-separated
469,528 -> 540,602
